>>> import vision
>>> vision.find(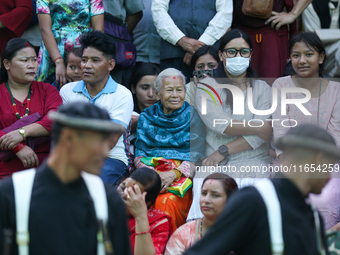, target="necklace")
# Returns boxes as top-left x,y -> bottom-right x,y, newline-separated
199,217 -> 204,238
5,82 -> 31,119
317,77 -> 322,126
